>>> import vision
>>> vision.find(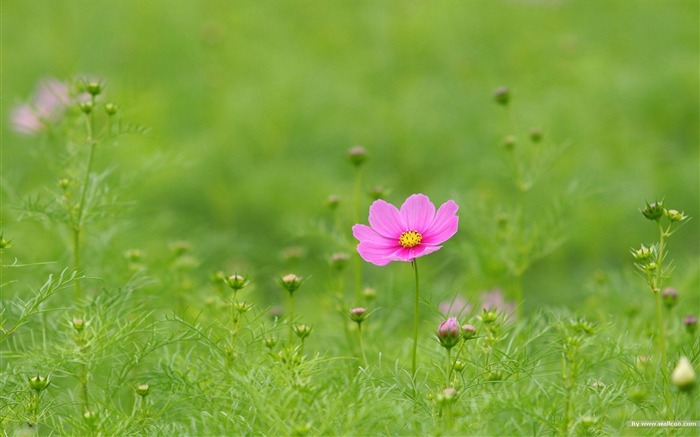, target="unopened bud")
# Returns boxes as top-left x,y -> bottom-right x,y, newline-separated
641,200 -> 665,221
293,324 -> 312,340
58,178 -> 71,190
367,185 -> 389,200
85,81 -> 103,96
279,274 -> 302,294
347,146 -> 368,167
437,318 -> 461,350
224,274 -> 249,292
363,287 -> 377,300
461,324 -> 477,339
436,387 -> 457,405
502,135 -> 516,151
684,315 -> 697,334
666,209 -> 687,222
529,127 -> 543,143
263,336 -> 277,349
493,86 -> 510,105
671,356 -> 696,392
326,194 -> 341,210
72,318 -> 85,332
662,287 -> 678,308
124,249 -> 142,263
79,101 -> 94,114
0,233 -> 12,250
135,383 -> 150,397
453,359 -> 466,372
632,245 -> 653,261
480,309 -> 498,324
349,307 -> 368,324
28,375 -> 49,392
233,301 -> 253,313
329,253 -> 350,271
104,103 -> 117,116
